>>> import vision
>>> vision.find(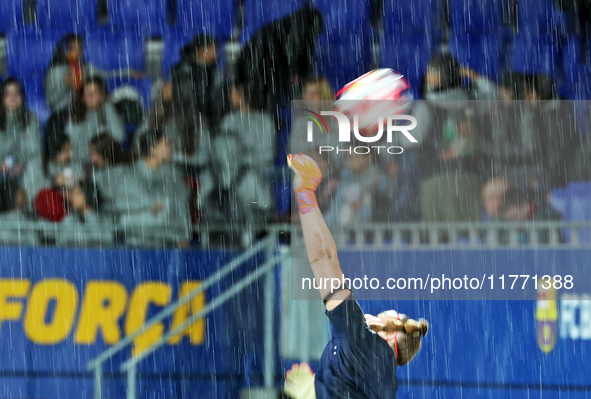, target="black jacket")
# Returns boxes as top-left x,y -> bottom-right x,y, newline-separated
236,4 -> 324,111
